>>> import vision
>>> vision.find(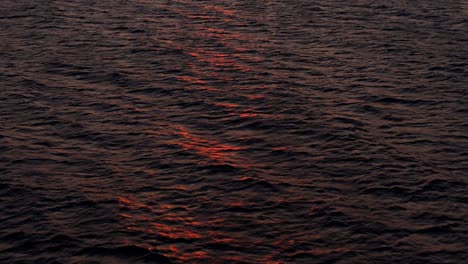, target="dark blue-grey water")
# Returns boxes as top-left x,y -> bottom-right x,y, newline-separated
1,0 -> 467,263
